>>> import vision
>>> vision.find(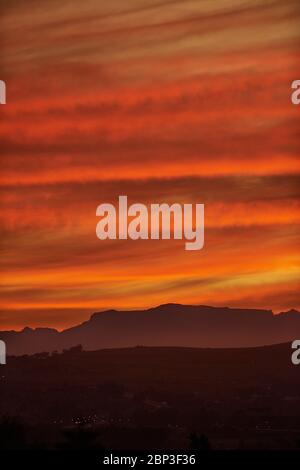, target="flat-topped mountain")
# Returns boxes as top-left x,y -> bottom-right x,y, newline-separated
1,303 -> 299,355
